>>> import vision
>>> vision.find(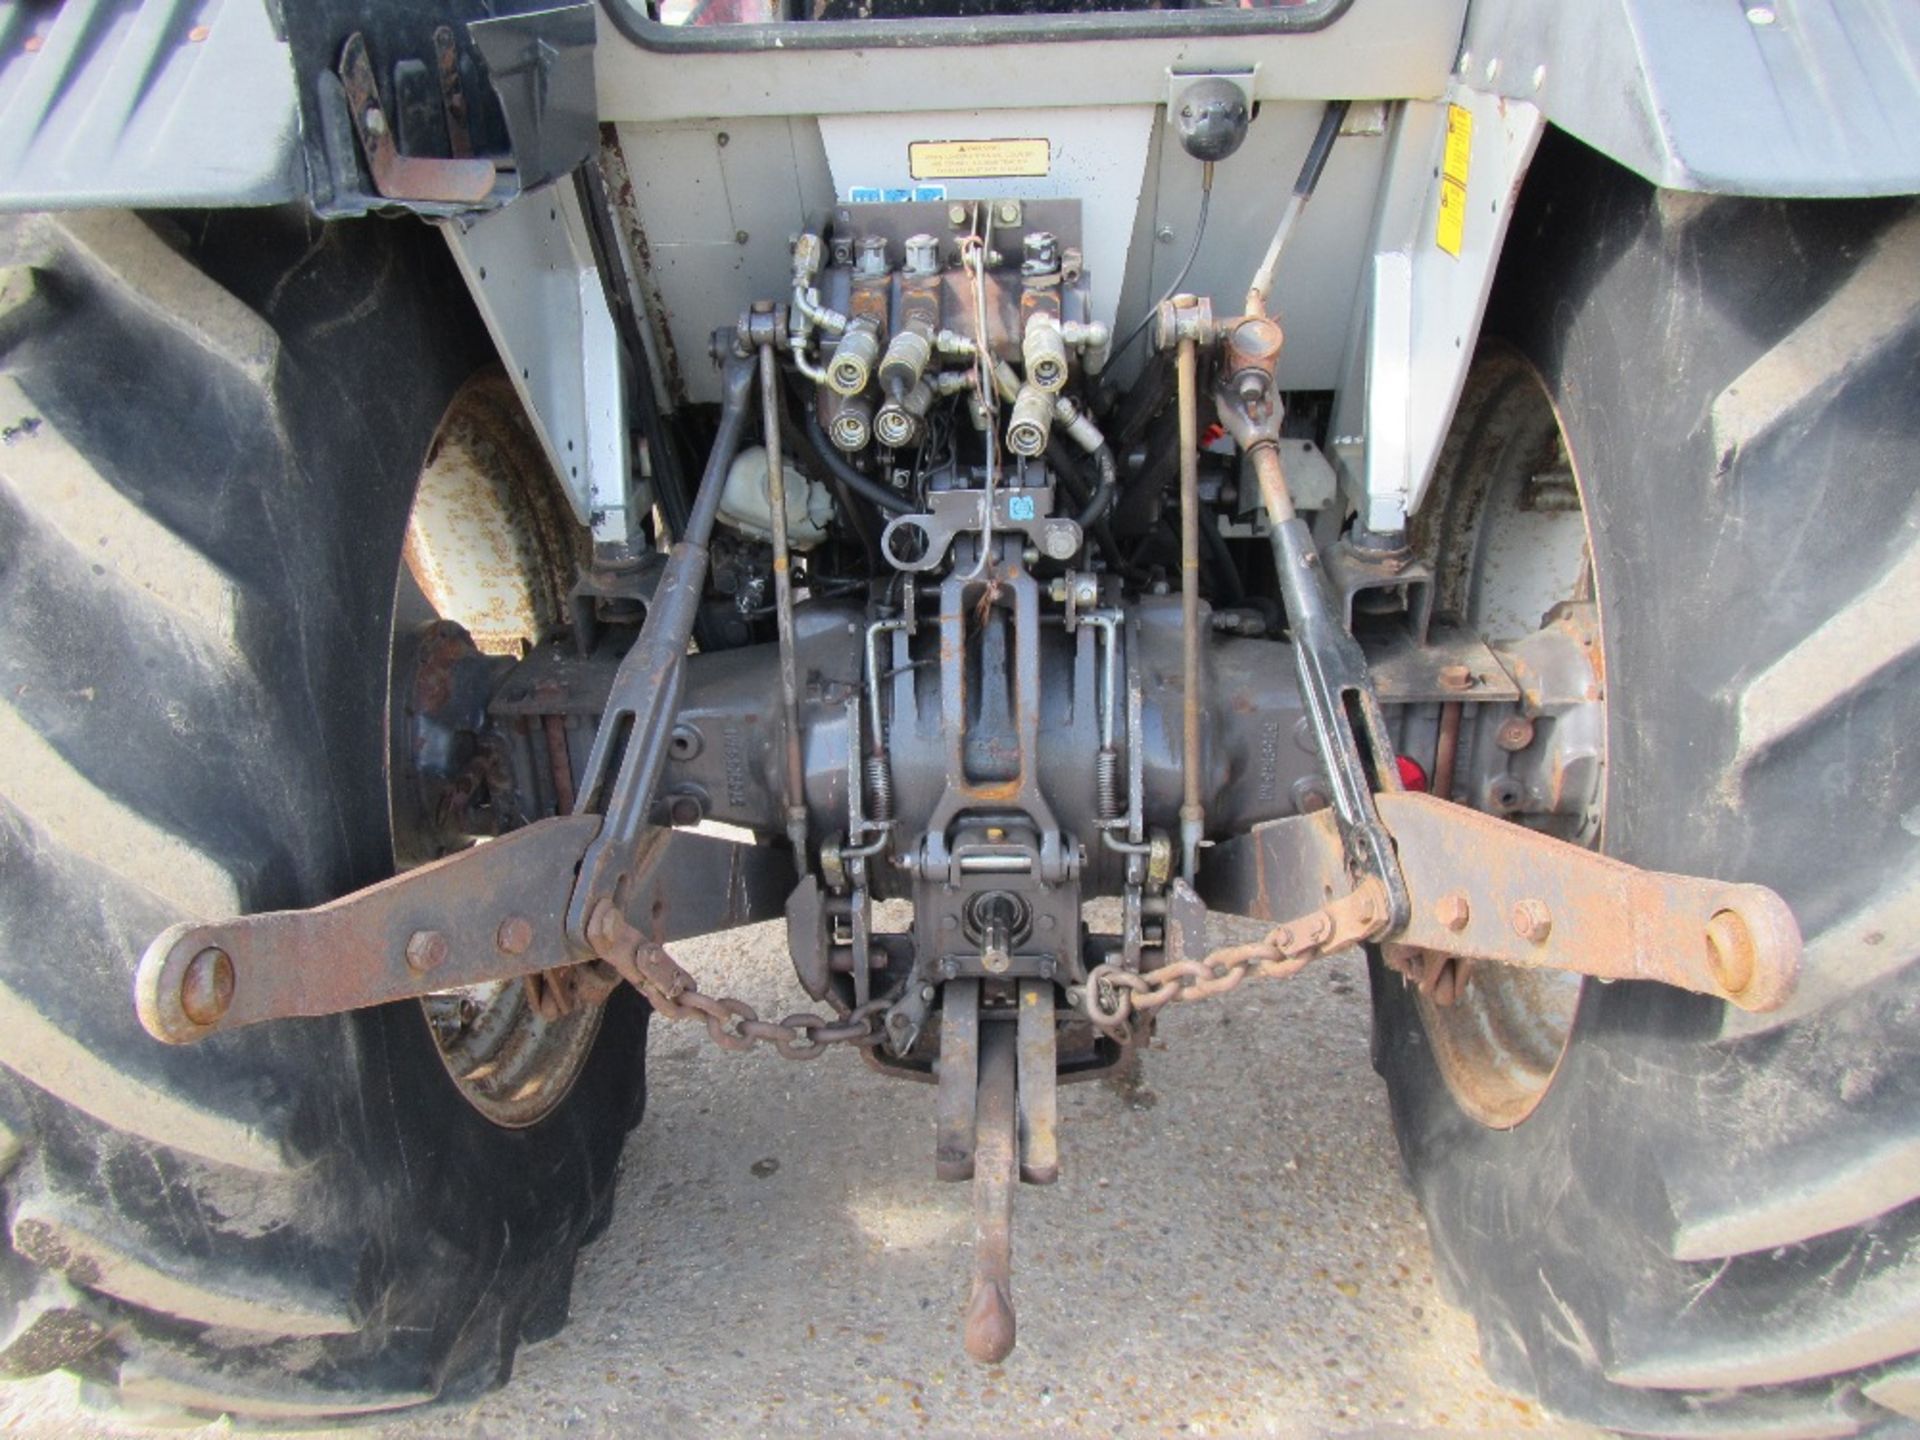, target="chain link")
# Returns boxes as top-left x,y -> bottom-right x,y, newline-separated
577,880 -> 1390,1061
1080,880 -> 1389,1035
583,900 -> 886,1060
